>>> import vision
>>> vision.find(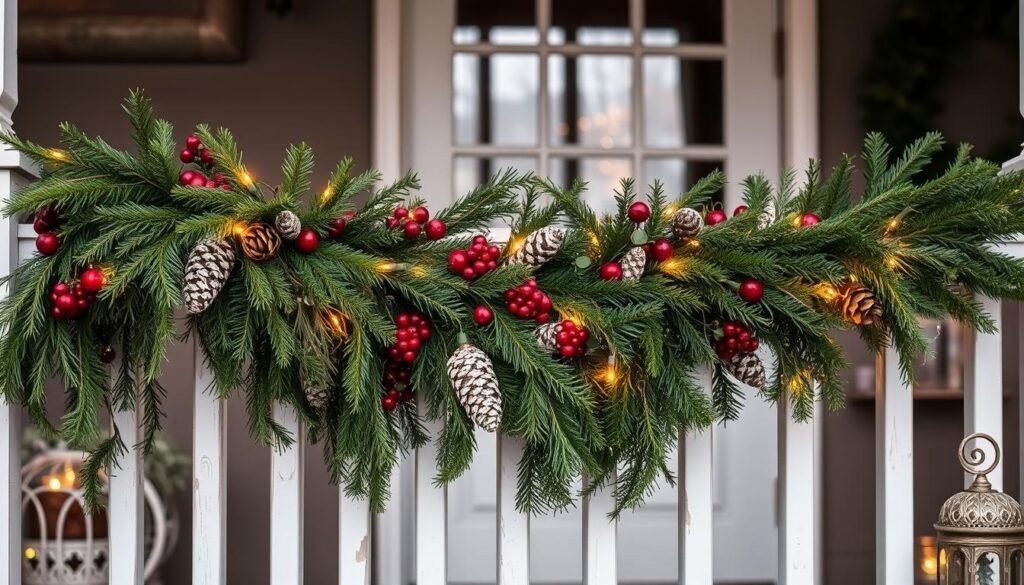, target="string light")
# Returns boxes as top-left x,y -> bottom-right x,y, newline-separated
46,476 -> 61,491
659,257 -> 685,276
321,185 -> 334,203
240,171 -> 254,188
47,149 -> 67,161
886,218 -> 900,232
813,282 -> 839,302
410,265 -> 427,278
321,307 -> 349,337
588,232 -> 601,248
663,204 -> 678,218
599,354 -> 621,387
230,221 -> 247,237
687,239 -> 700,249
375,261 -> 408,273
507,237 -> 525,255
24,547 -> 36,560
